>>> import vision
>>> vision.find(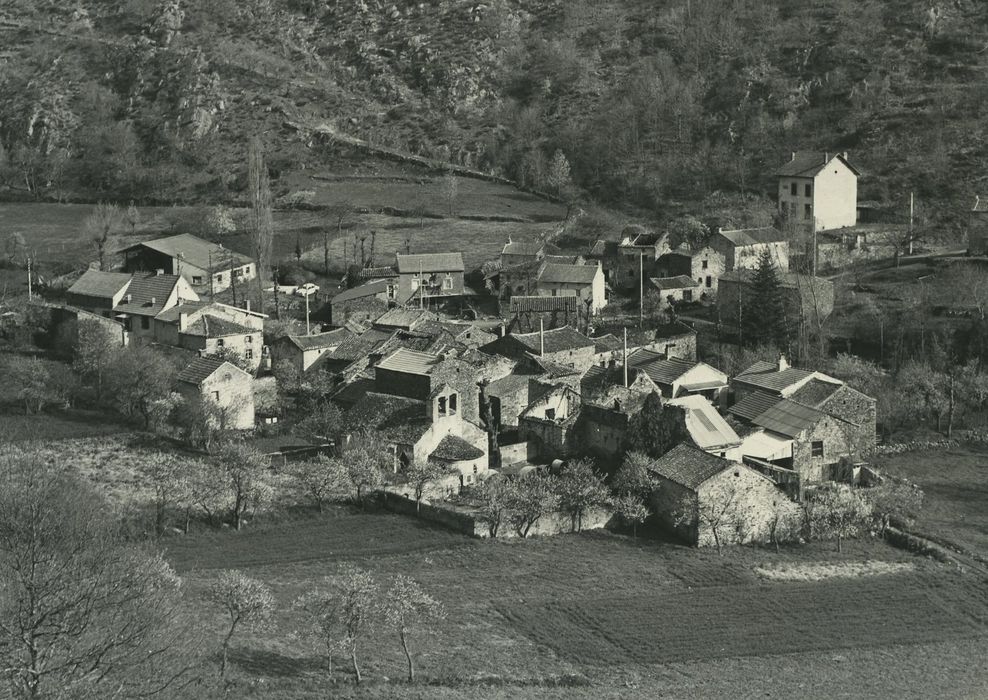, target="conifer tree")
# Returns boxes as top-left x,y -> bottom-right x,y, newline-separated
743,248 -> 790,351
